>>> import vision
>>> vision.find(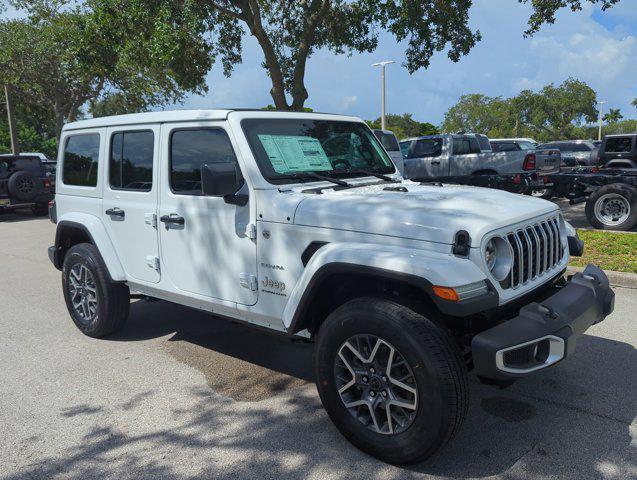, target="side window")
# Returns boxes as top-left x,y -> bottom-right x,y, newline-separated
170,128 -> 239,195
63,134 -> 100,187
477,135 -> 491,151
110,131 -> 154,191
453,138 -> 470,155
605,137 -> 632,153
399,141 -> 411,158
411,138 -> 442,158
468,137 -> 481,154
